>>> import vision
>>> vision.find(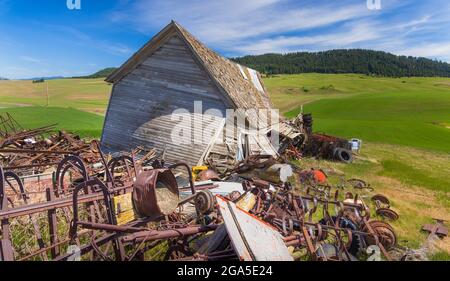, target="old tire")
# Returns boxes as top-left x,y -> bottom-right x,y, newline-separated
334,148 -> 353,163
363,220 -> 397,250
